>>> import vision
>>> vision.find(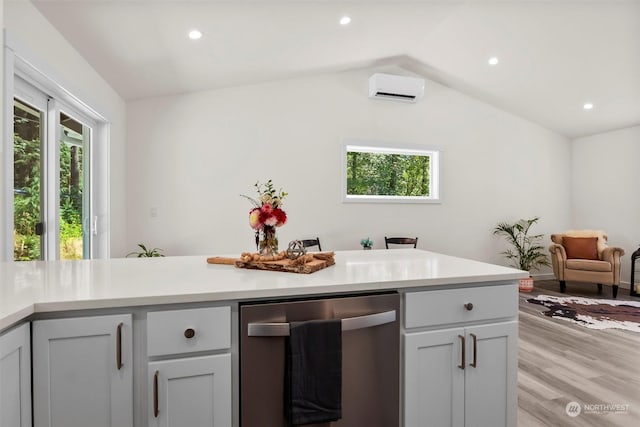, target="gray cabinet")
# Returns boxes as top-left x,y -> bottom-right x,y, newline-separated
404,327 -> 465,427
404,321 -> 517,427
463,322 -> 517,427
403,285 -> 518,427
0,323 -> 31,427
148,354 -> 231,427
33,314 -> 133,427
146,306 -> 232,427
